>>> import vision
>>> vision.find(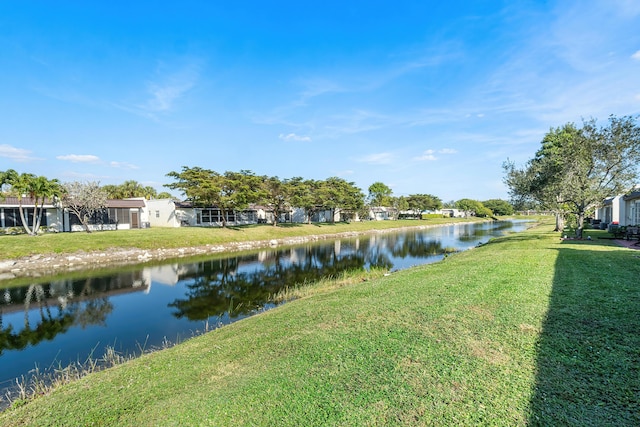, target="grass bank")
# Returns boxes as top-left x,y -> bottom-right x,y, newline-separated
0,218 -> 485,260
2,220 -> 638,426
